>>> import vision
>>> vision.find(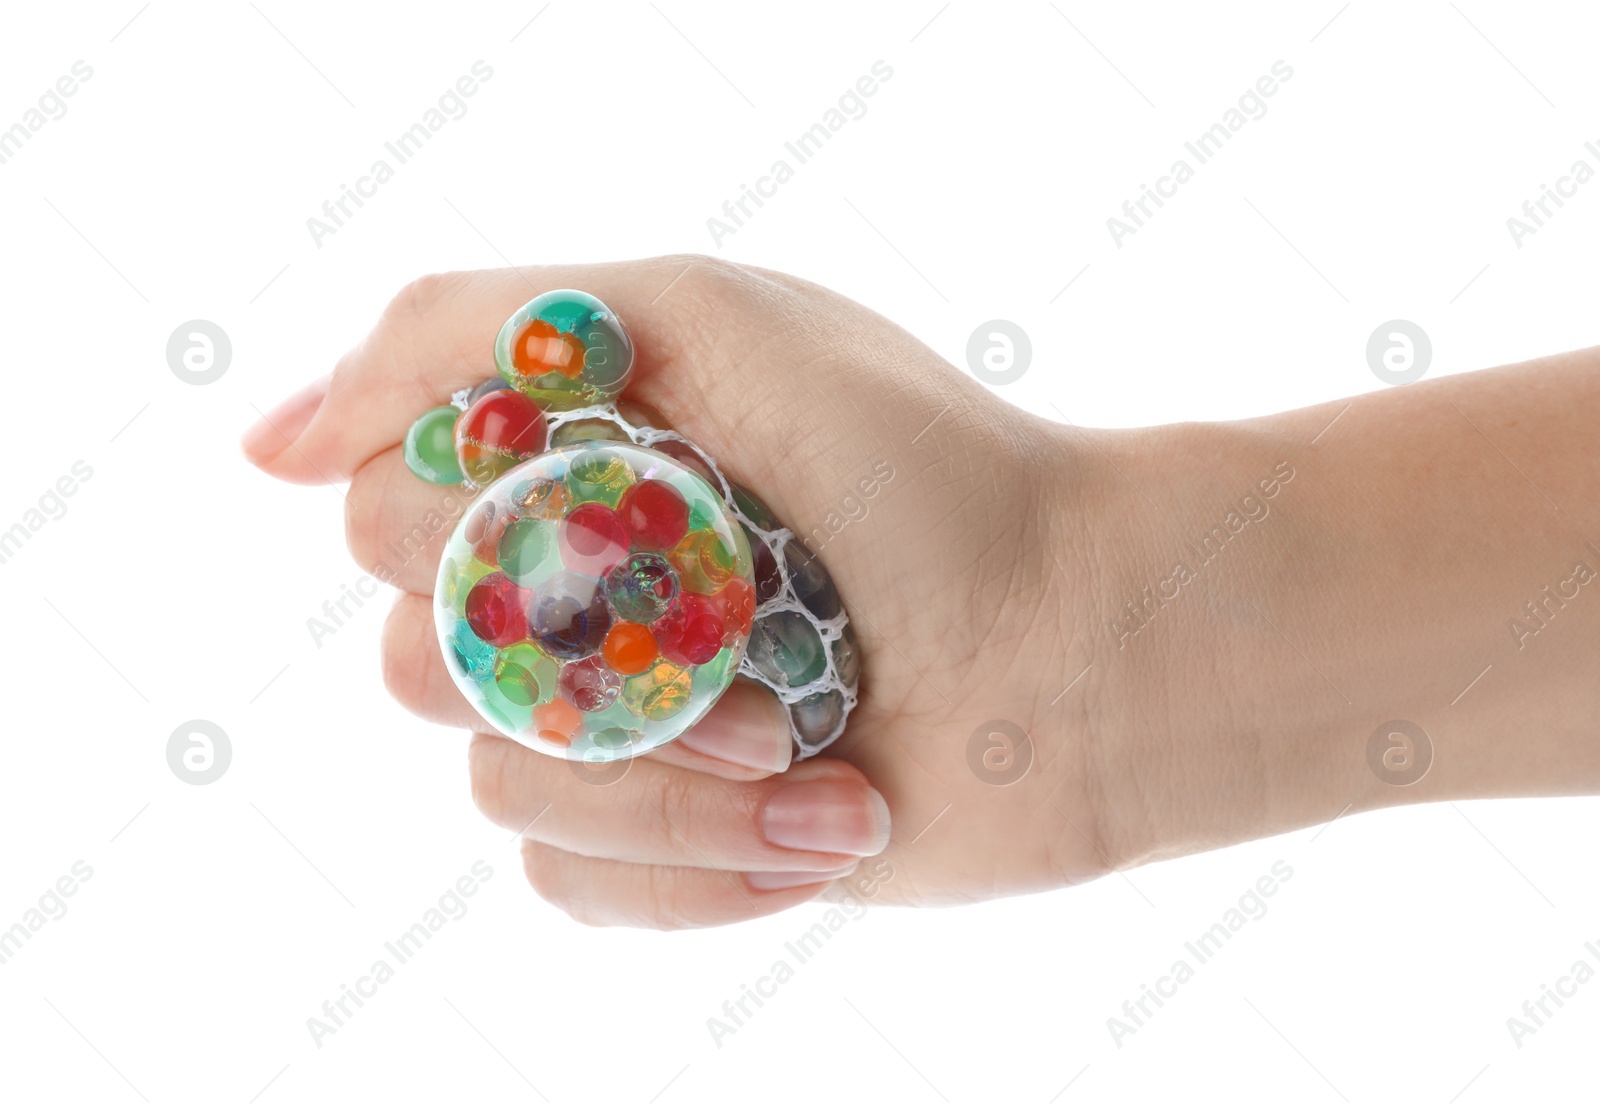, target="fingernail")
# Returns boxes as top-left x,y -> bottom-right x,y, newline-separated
675,681 -> 792,774
762,780 -> 891,856
746,862 -> 859,892
242,377 -> 328,463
